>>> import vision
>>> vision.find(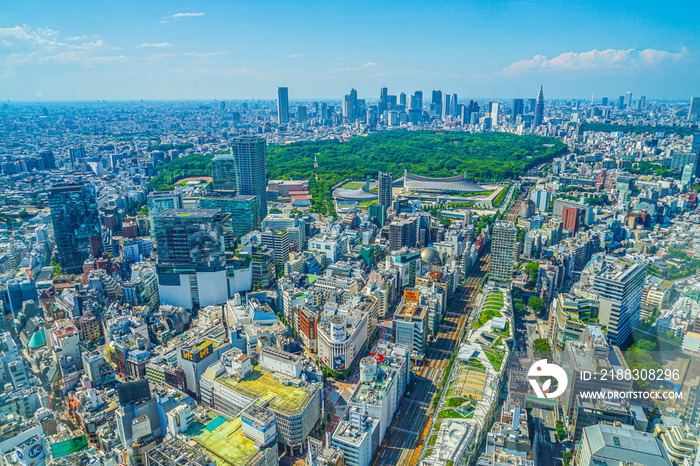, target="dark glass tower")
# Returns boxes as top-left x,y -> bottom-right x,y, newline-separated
277,87 -> 290,124
48,182 -> 102,274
